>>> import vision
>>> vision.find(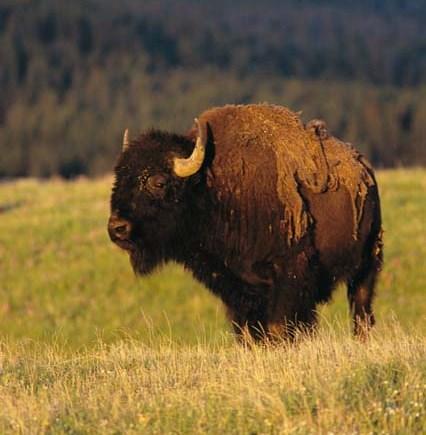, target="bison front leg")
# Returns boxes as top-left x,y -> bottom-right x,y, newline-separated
226,289 -> 318,344
266,296 -> 318,343
265,251 -> 320,342
225,296 -> 269,344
